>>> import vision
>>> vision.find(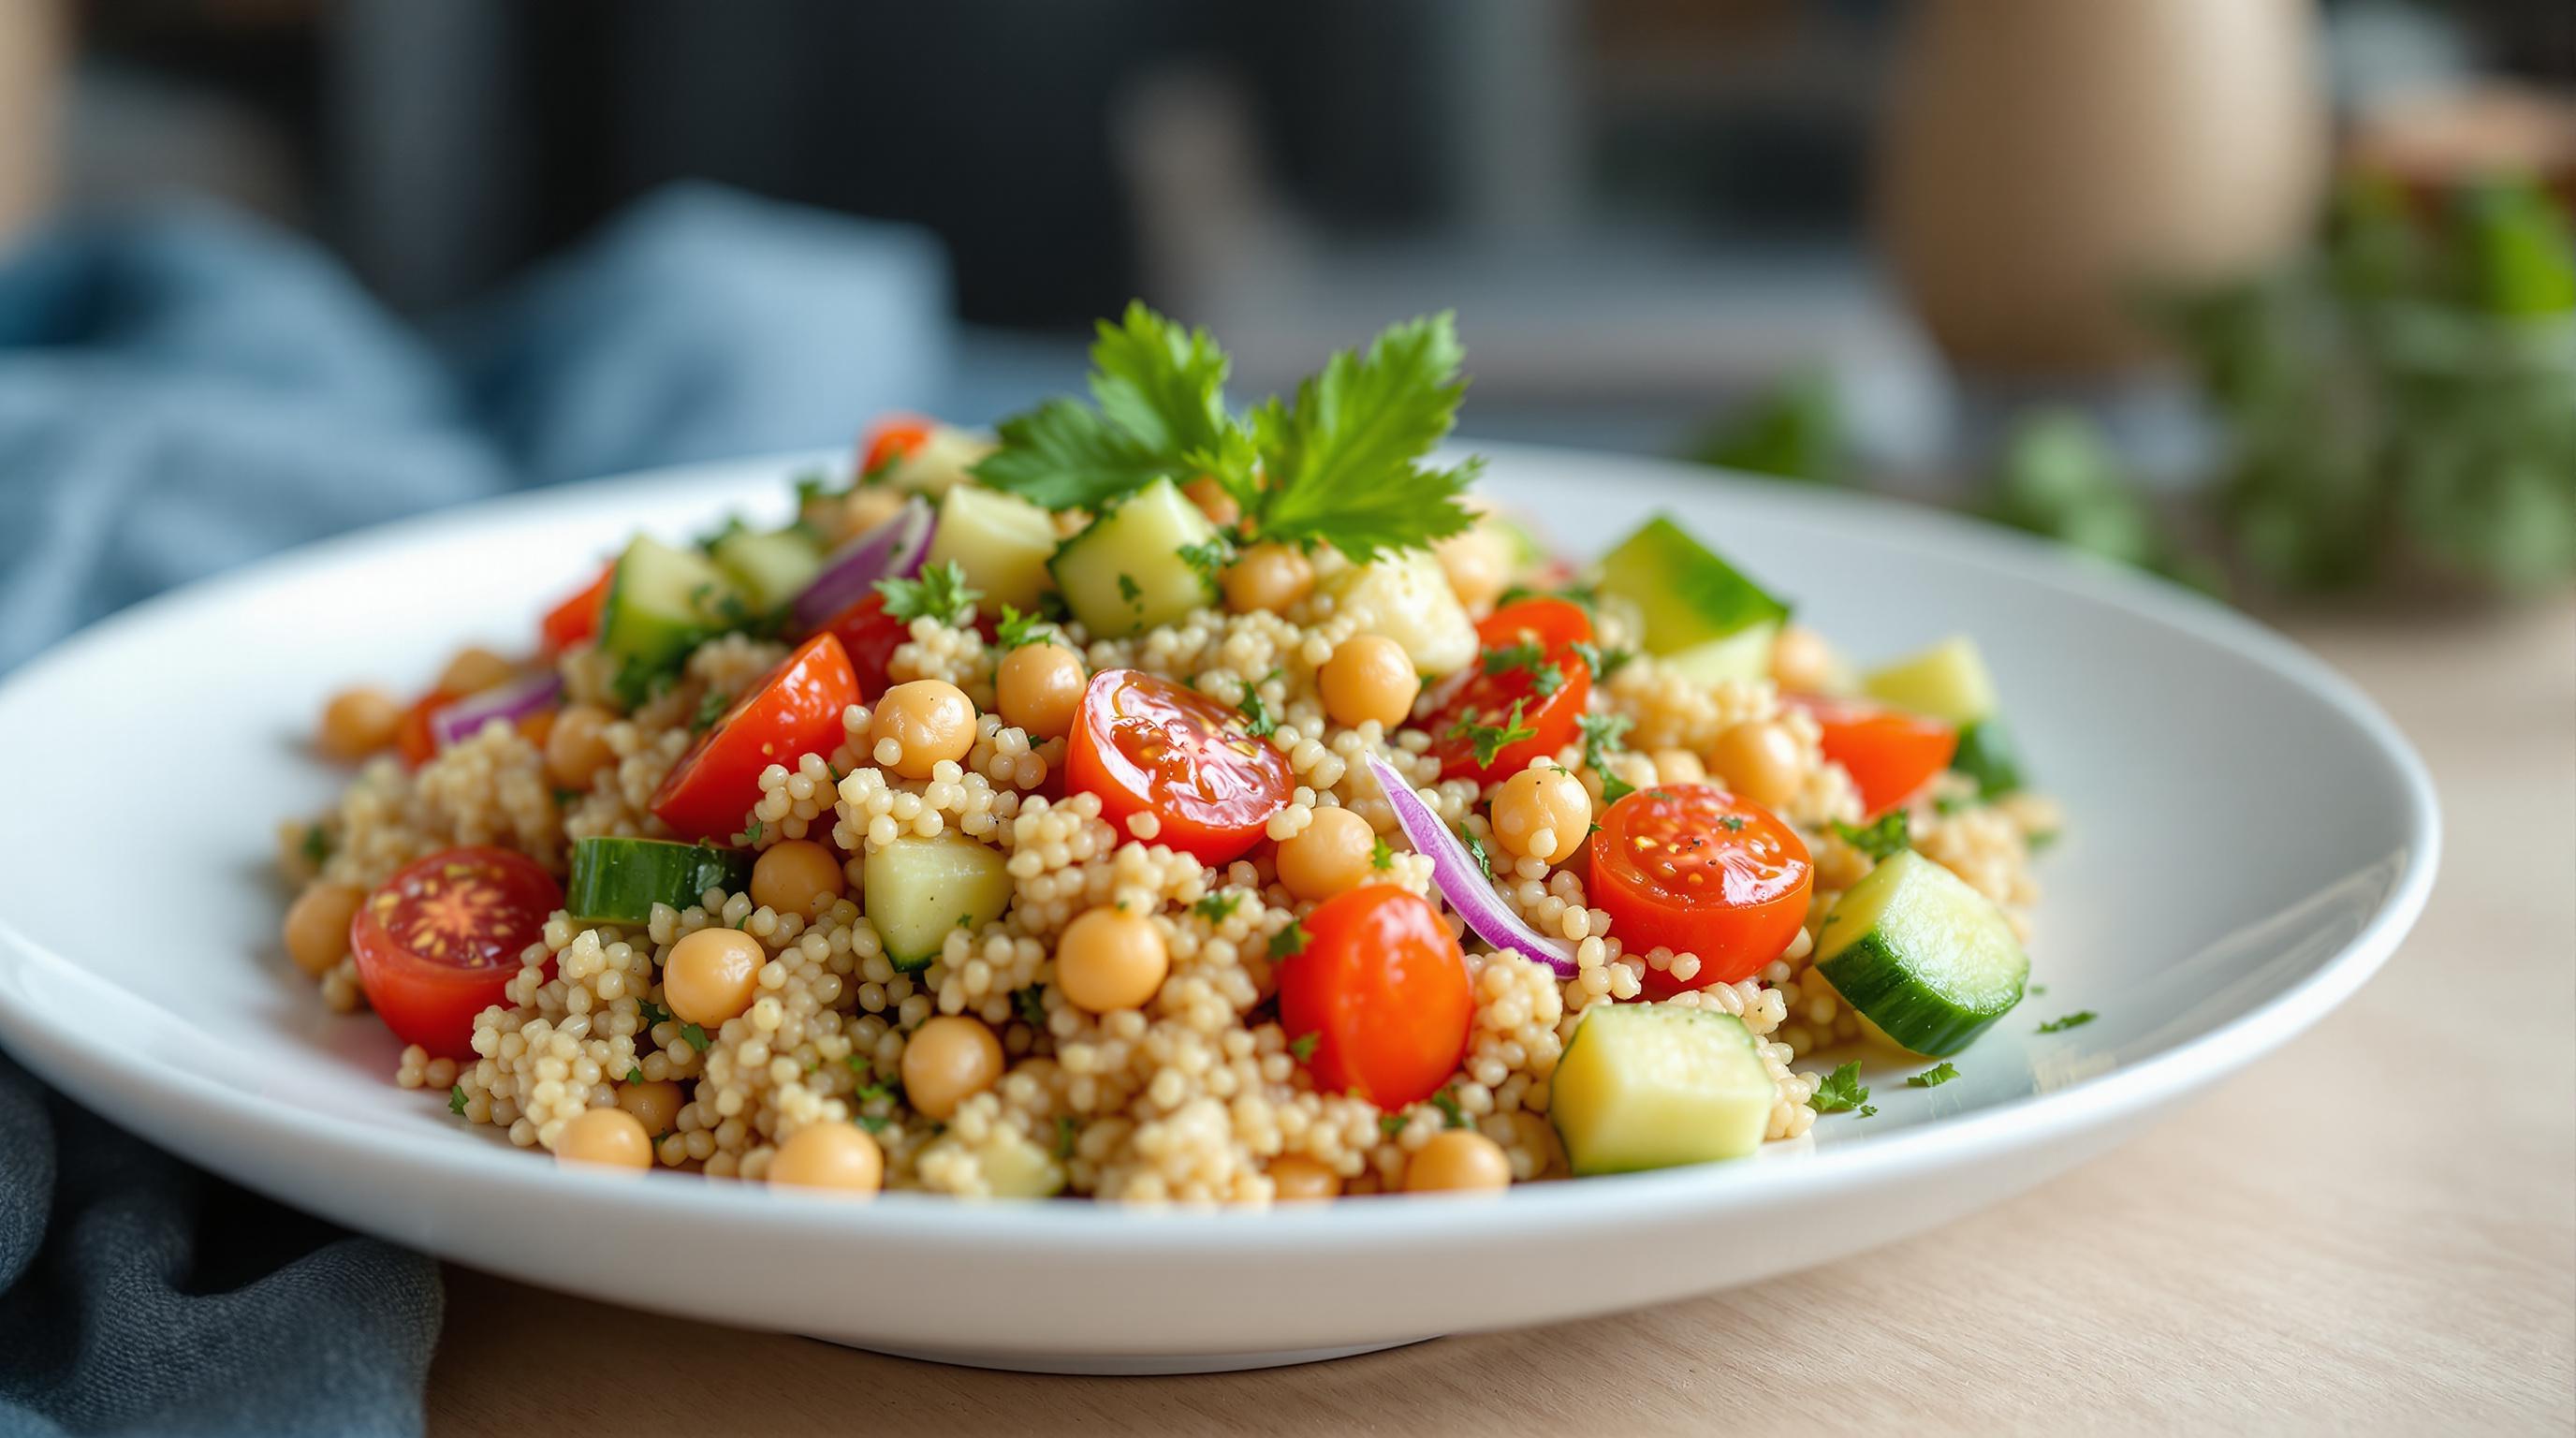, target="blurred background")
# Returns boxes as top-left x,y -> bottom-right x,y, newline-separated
1,0 -> 2571,663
